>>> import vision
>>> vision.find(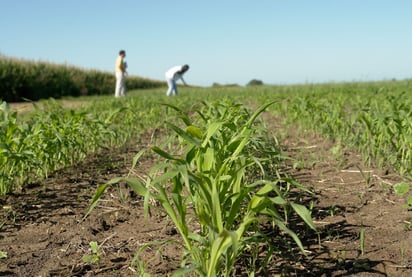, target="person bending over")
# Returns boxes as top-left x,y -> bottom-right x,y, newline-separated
165,64 -> 189,96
